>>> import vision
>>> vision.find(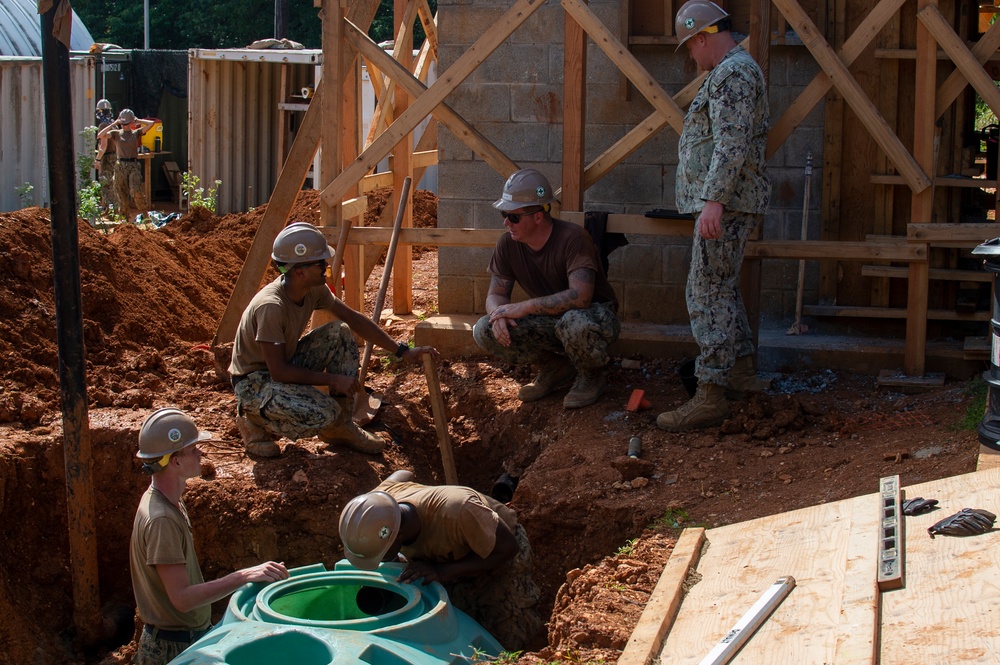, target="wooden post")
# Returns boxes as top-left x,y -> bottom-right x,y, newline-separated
562,0 -> 587,211
423,354 -> 458,484
392,0 -> 415,315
